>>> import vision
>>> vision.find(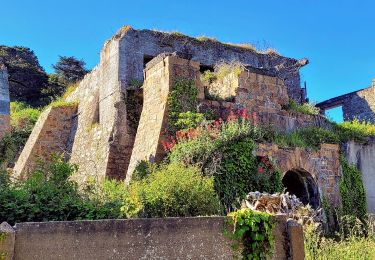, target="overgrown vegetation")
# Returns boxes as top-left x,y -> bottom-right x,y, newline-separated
282,99 -> 320,115
167,78 -> 199,133
226,208 -> 275,259
0,102 -> 41,168
168,110 -> 282,212
304,218 -> 375,260
339,156 -> 367,220
0,156 -> 124,225
125,162 -> 220,218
